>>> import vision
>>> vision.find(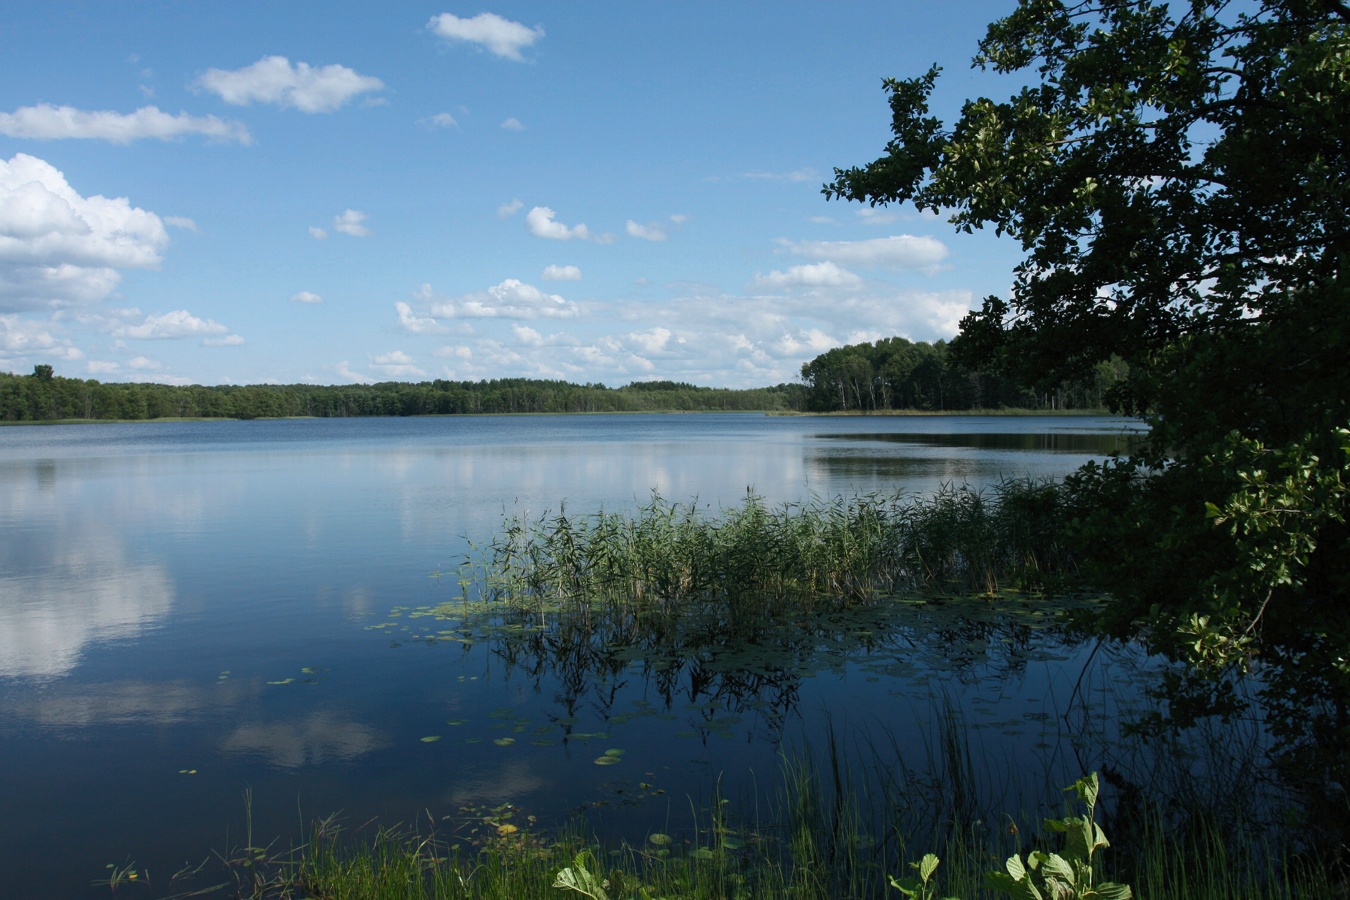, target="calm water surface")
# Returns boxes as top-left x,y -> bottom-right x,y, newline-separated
0,414 -> 1155,897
